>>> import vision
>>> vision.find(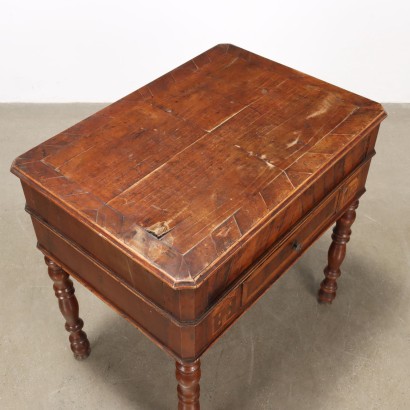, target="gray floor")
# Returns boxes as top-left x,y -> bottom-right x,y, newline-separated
1,103 -> 409,410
